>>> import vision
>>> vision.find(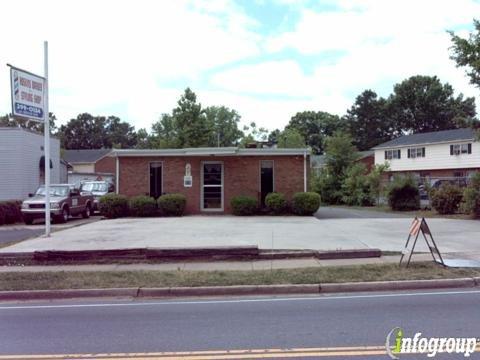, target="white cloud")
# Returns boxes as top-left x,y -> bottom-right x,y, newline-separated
0,0 -> 478,135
